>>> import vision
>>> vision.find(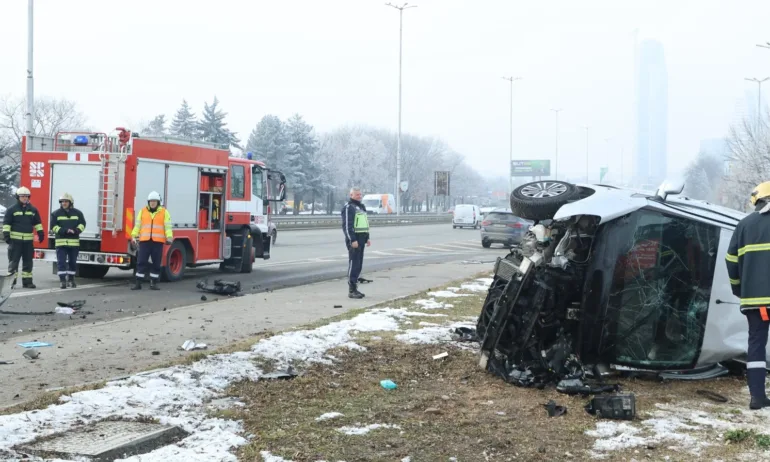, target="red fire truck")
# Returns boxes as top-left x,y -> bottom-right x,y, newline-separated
20,128 -> 286,281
